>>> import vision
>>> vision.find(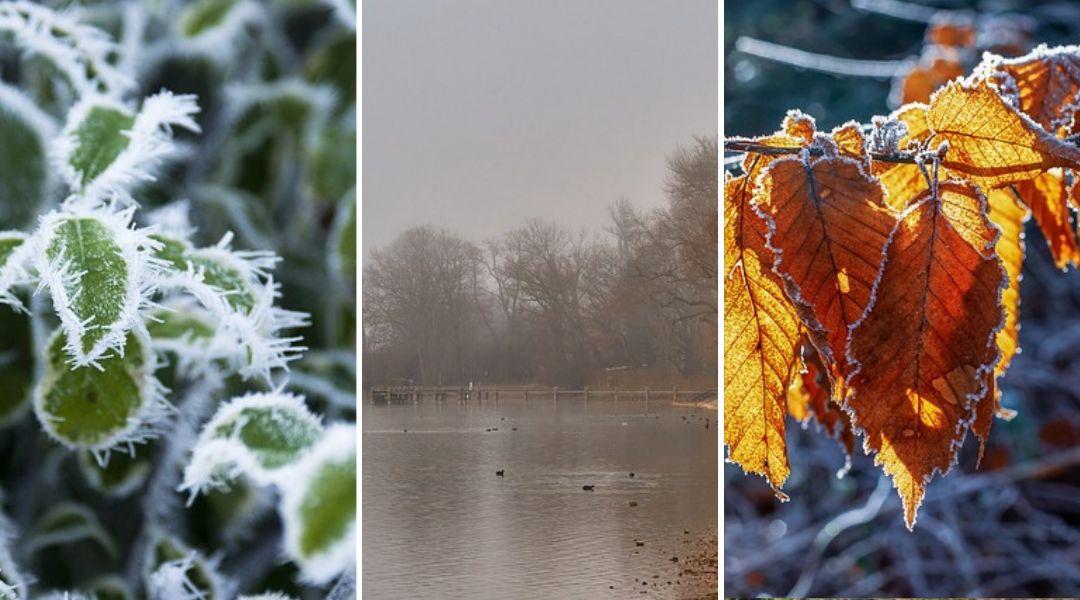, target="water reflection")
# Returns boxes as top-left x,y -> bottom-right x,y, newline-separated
362,399 -> 717,599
